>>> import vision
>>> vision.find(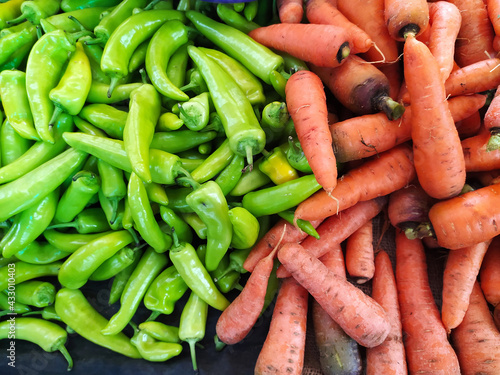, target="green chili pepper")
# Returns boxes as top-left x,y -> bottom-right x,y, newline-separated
151,129 -> 217,154
49,42 -> 92,126
22,305 -> 62,321
269,69 -> 288,98
196,245 -> 241,293
243,0 -> 258,21
261,101 -> 289,132
79,103 -> 128,139
0,24 -> 37,68
229,157 -> 271,196
130,324 -> 183,362
101,9 -> 186,96
242,174 -> 322,217
0,37 -> 32,71
169,231 -> 230,310
0,291 -> 31,315
79,35 -> 111,84
47,207 -> 112,234
213,154 -> 244,196
186,10 -> 283,84
55,288 -> 141,358
188,46 -> 266,165
97,158 -> 126,224
87,81 -> 144,104
11,280 -> 56,308
0,120 -> 33,166
7,0 -> 61,25
0,19 -> 32,37
143,264 -> 188,318
190,138 -> 234,183
259,146 -> 299,185
61,0 -> 121,12
139,321 -> 179,343
162,187 -> 193,213
177,92 -> 211,131
180,67 -> 208,95
0,0 -> 24,29
286,135 -> 313,173
216,3 -> 259,33
44,7 -> 108,33
98,189 -> 125,230
278,209 -> 321,240
0,189 -> 59,258
216,247 -> 252,282
108,251 -> 141,305
228,206 -> 260,249
198,141 -> 212,155
278,50 -> 310,74
156,112 -> 183,132
181,212 -> 207,240
89,245 -> 141,281
166,41 -> 190,90
0,317 -> 73,370
179,290 -> 208,372
14,241 -> 71,265
0,261 -> 63,292
74,116 -> 107,136
102,246 -> 168,335
159,206 -> 193,243
145,181 -> 169,206
43,229 -> 113,252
